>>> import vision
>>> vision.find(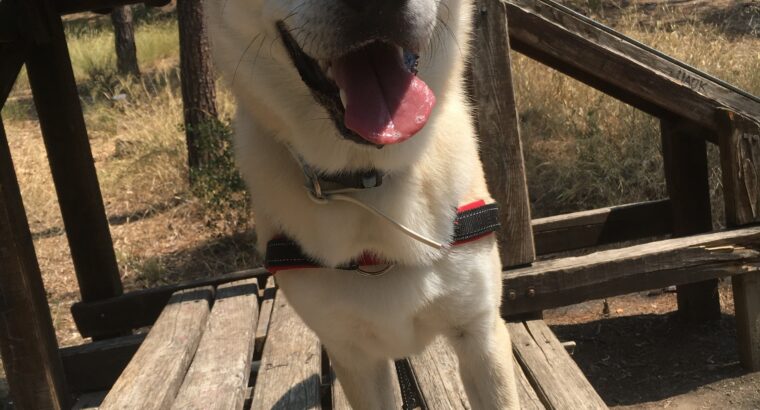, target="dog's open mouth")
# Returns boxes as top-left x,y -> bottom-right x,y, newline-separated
277,22 -> 436,147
